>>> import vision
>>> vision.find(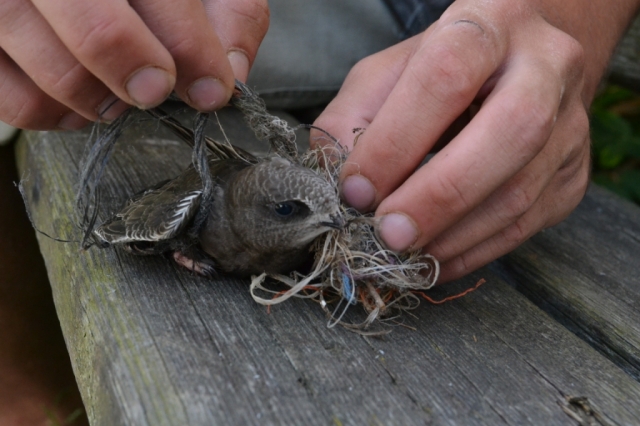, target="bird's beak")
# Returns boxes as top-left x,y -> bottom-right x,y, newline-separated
320,213 -> 345,230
